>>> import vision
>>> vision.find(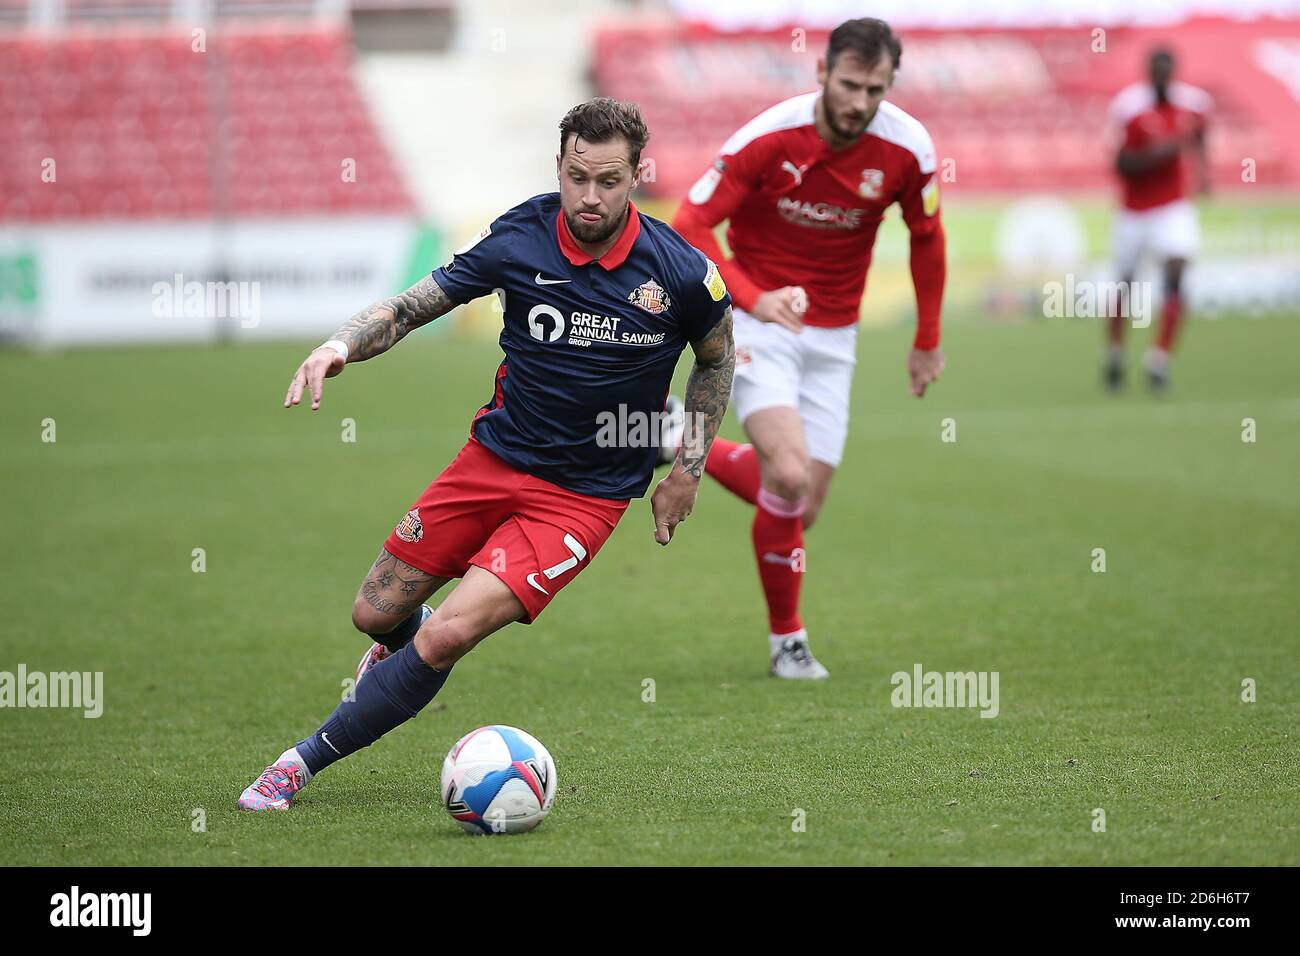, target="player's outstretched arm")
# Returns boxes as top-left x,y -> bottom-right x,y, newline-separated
650,307 -> 734,545
284,275 -> 456,410
326,274 -> 455,362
